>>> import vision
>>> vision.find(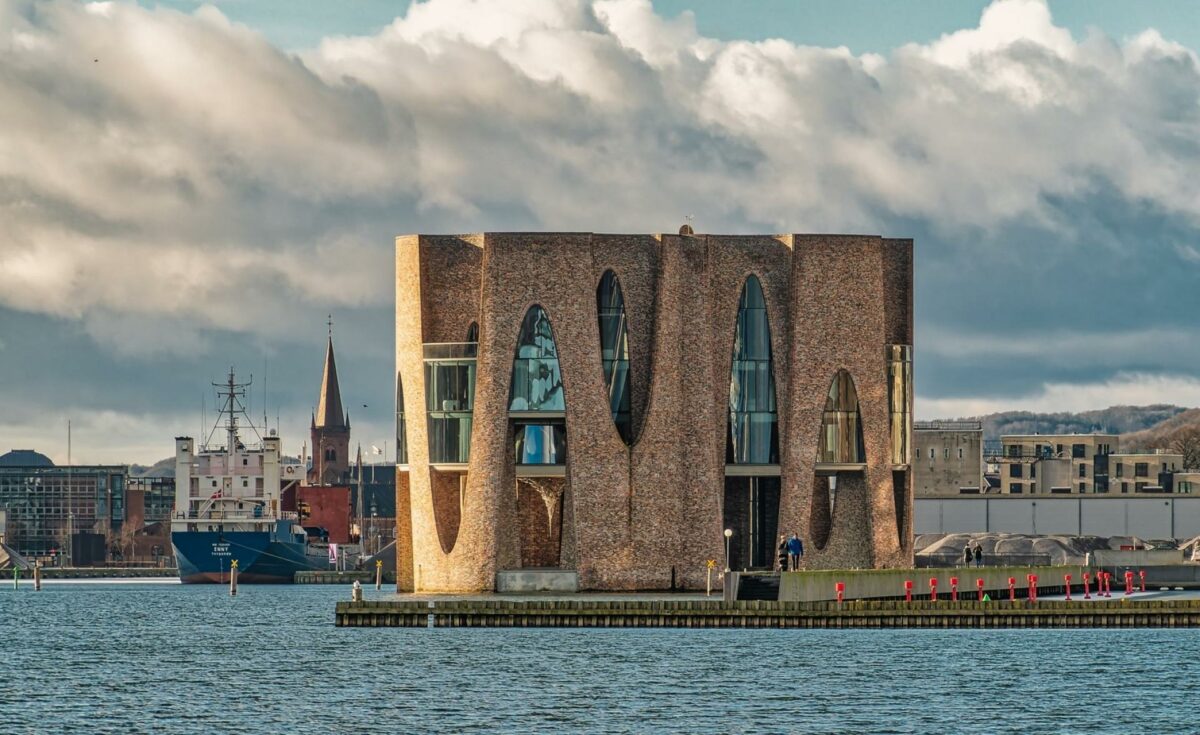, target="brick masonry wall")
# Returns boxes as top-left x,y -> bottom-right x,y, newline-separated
396,232 -> 913,592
